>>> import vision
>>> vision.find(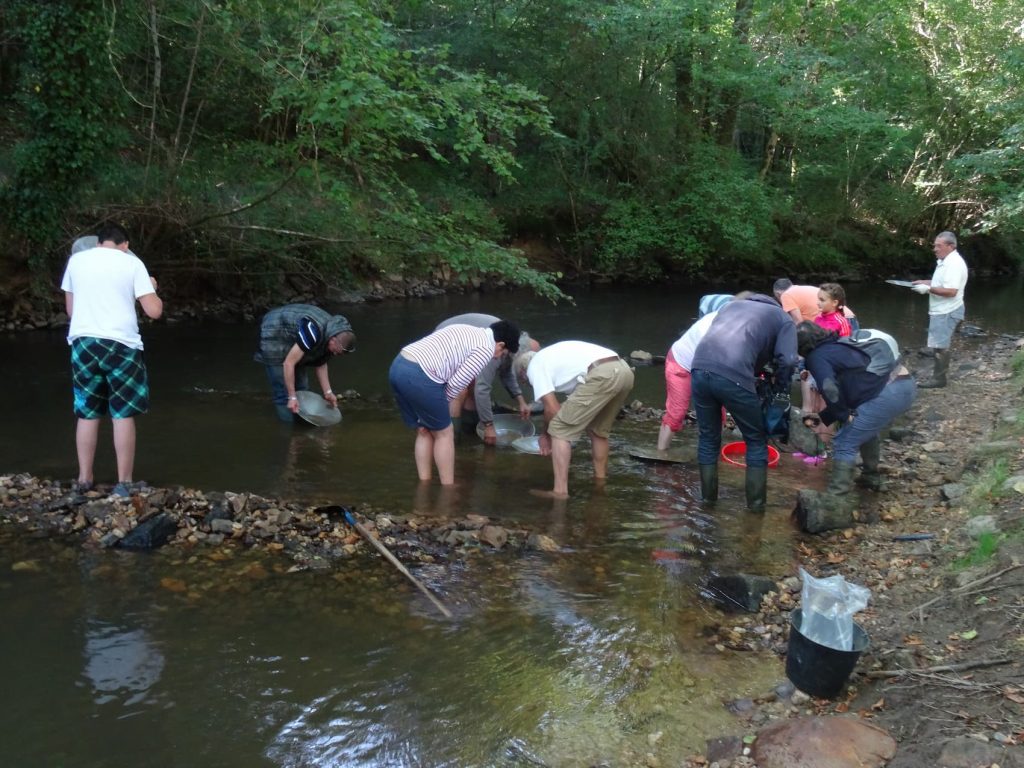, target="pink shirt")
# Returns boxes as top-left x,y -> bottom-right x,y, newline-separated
815,311 -> 852,337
